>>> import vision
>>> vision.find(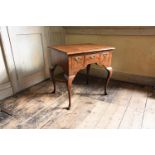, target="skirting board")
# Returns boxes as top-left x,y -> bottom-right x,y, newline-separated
80,67 -> 155,86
